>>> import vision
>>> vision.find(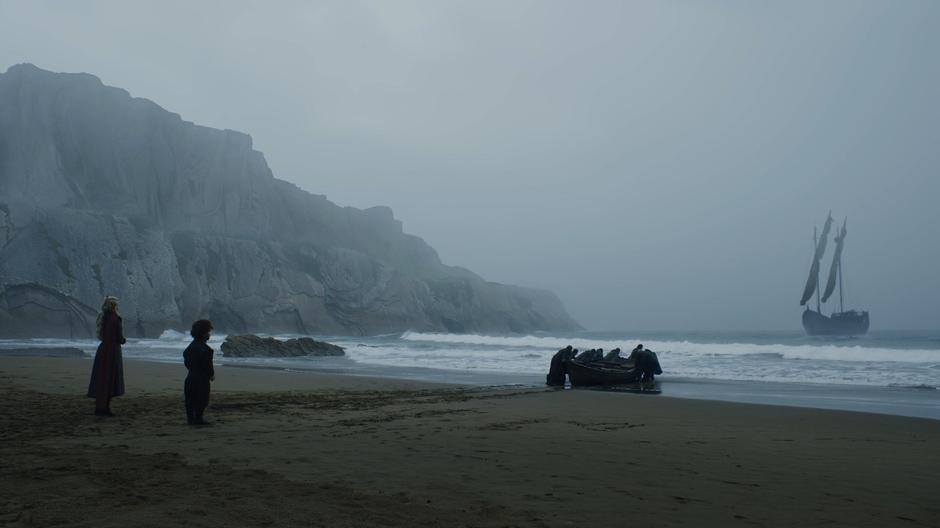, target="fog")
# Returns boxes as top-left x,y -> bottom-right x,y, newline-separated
2,1 -> 938,331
